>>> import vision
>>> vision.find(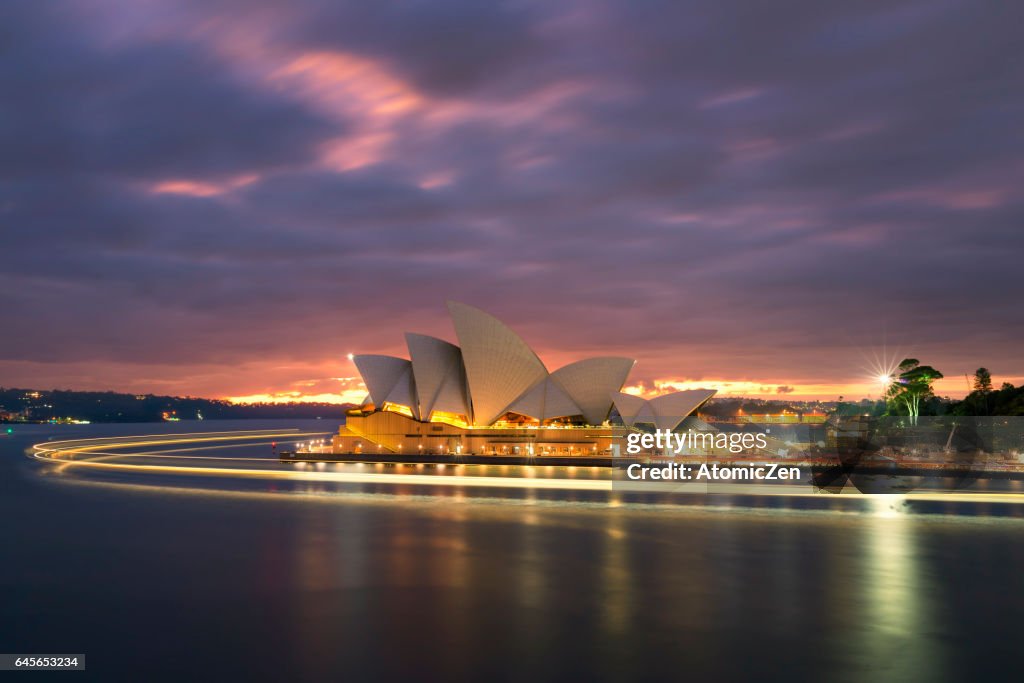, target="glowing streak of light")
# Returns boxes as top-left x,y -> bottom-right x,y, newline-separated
33,431 -> 327,457
38,456 -> 614,491
30,433 -> 1024,505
